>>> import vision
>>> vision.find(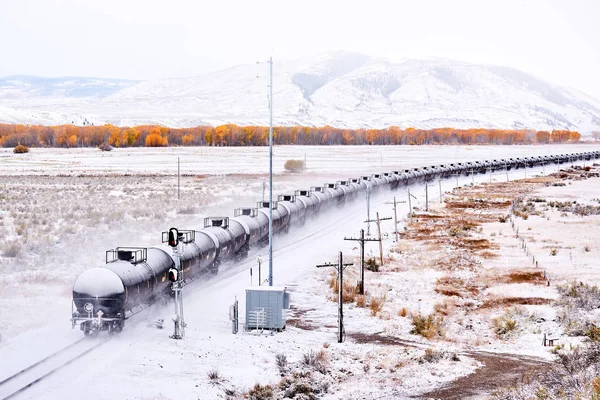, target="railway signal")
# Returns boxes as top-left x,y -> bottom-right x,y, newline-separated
167,227 -> 184,339
168,227 -> 179,247
167,268 -> 178,282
